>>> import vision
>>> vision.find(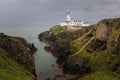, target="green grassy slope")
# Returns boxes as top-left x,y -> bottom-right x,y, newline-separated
71,29 -> 94,55
67,18 -> 120,80
0,48 -> 34,80
39,18 -> 120,80
50,25 -> 64,35
82,71 -> 120,80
